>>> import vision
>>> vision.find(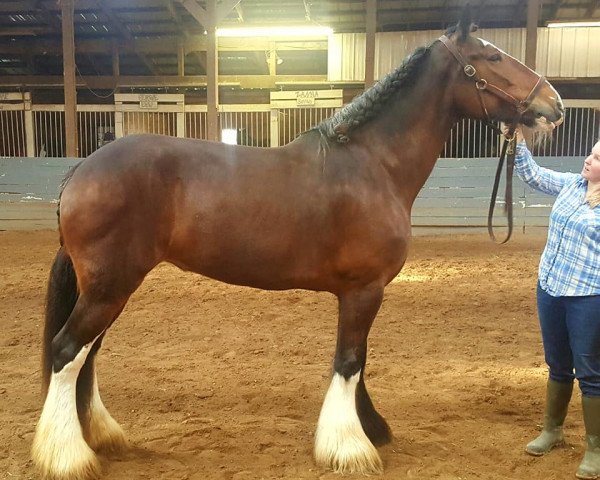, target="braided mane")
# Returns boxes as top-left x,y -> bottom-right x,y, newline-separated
315,45 -> 432,145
